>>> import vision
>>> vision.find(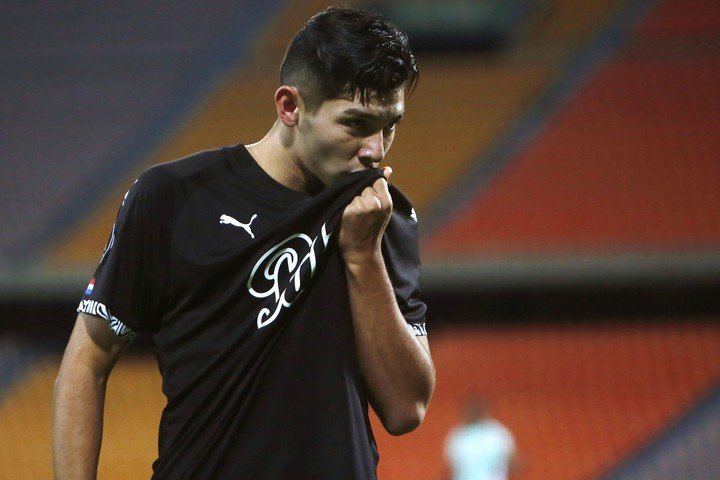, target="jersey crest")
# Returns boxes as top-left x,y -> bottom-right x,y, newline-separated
247,222 -> 332,329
